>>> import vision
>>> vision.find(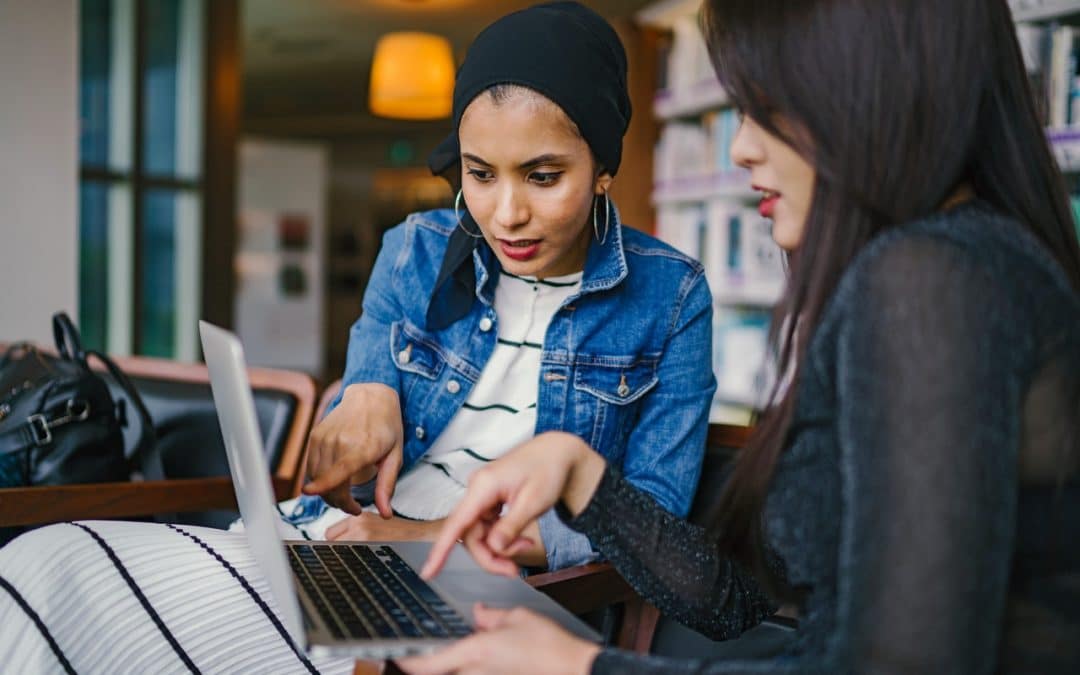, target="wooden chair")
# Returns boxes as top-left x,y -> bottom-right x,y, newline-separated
0,351 -> 316,530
